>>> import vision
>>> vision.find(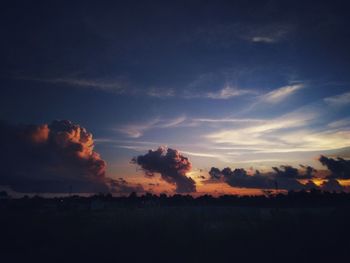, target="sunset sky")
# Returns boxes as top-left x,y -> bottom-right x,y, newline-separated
1,1 -> 350,196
